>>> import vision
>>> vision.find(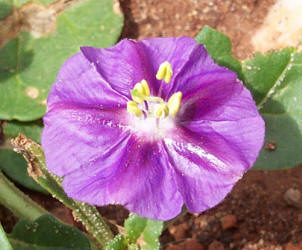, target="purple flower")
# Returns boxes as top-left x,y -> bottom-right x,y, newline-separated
42,37 -> 265,220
